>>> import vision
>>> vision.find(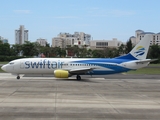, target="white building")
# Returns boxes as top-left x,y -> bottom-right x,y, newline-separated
89,38 -> 124,50
130,30 -> 160,45
15,25 -> 28,45
52,32 -> 91,48
52,37 -> 65,48
36,38 -> 47,46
